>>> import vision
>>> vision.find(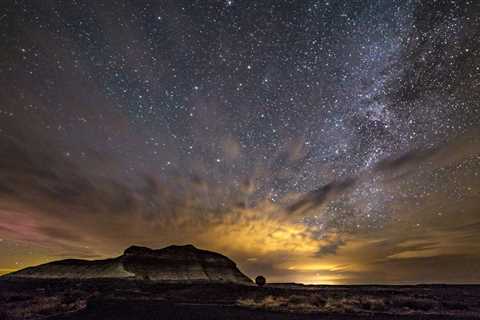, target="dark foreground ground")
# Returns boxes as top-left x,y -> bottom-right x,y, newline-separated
1,279 -> 479,319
